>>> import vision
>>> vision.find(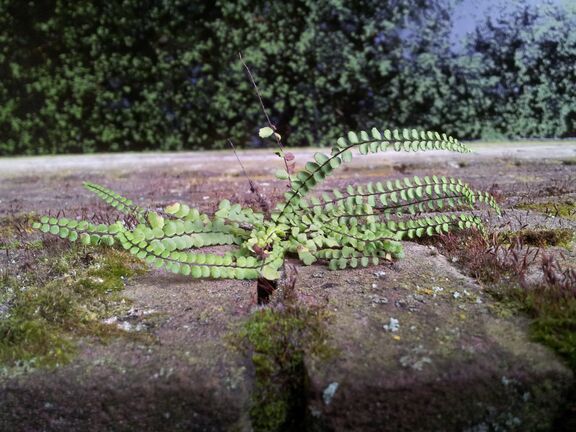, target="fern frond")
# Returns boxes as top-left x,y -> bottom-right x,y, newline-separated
313,177 -> 477,216
164,202 -> 214,224
298,176 -> 500,224
385,214 -> 485,240
32,216 -> 123,246
331,128 -> 471,155
276,129 -> 472,220
312,246 -> 389,270
131,218 -> 248,243
214,200 -> 264,225
273,151 -> 345,220
31,126 -> 499,281
297,218 -> 404,260
84,182 -> 147,222
116,230 -> 262,279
